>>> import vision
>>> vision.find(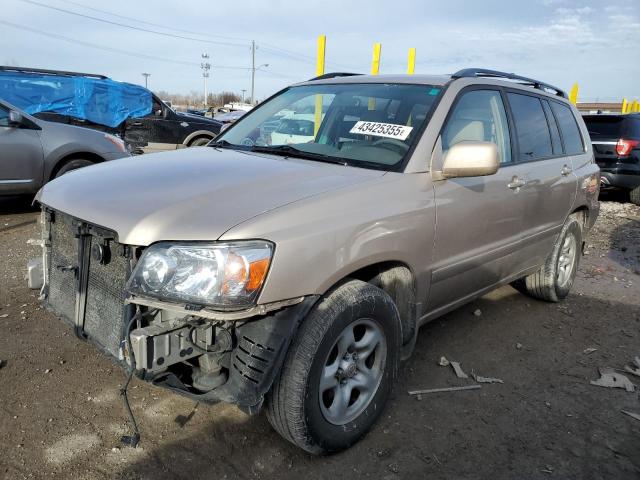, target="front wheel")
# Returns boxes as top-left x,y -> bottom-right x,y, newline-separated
265,279 -> 401,454
513,215 -> 582,302
54,159 -> 94,178
188,136 -> 213,147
